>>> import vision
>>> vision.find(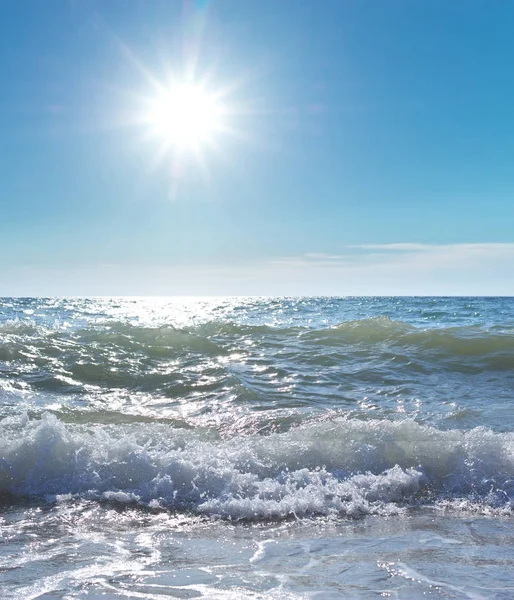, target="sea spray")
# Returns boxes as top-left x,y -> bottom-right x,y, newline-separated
2,412 -> 514,518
